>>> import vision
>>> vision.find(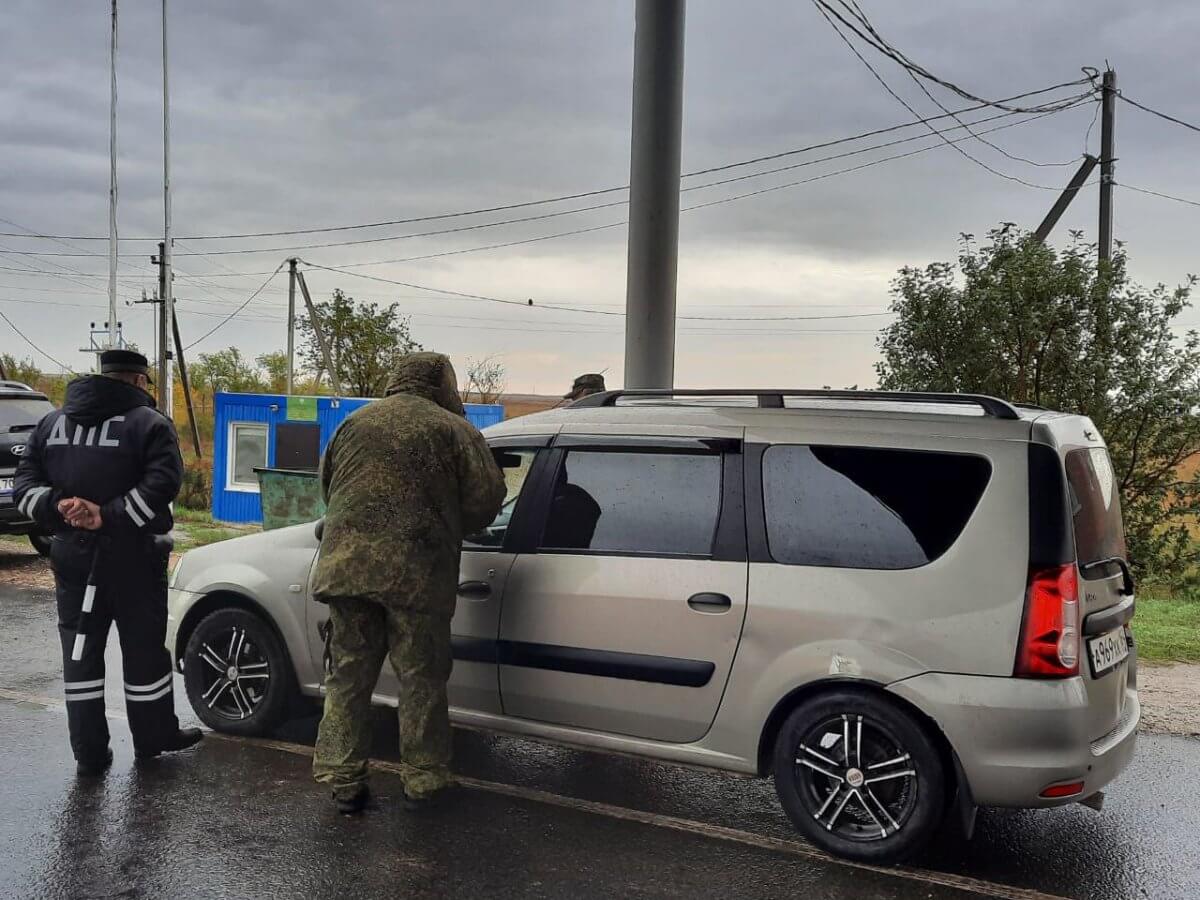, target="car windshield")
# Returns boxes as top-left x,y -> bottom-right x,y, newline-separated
1065,447 -> 1127,571
0,398 -> 53,429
